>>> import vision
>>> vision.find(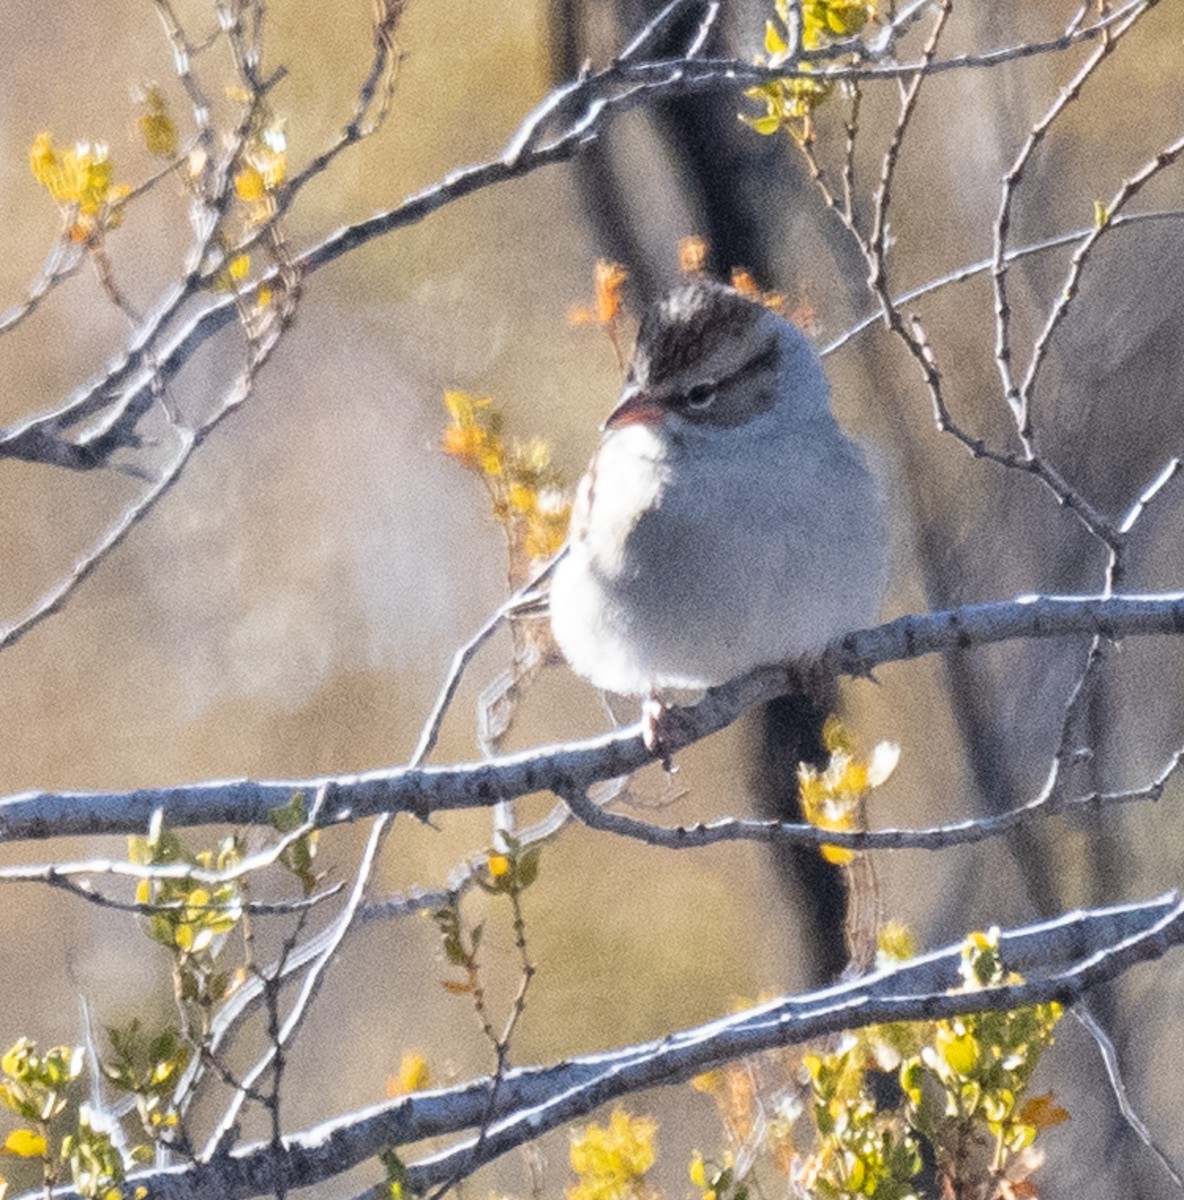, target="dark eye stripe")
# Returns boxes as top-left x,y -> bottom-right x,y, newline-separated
673,342 -> 778,412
